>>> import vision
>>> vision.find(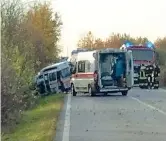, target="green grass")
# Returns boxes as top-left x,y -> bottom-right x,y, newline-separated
2,94 -> 65,141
